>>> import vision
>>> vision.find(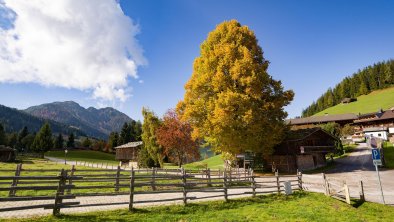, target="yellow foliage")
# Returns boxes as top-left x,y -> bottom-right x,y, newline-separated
178,20 -> 294,155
